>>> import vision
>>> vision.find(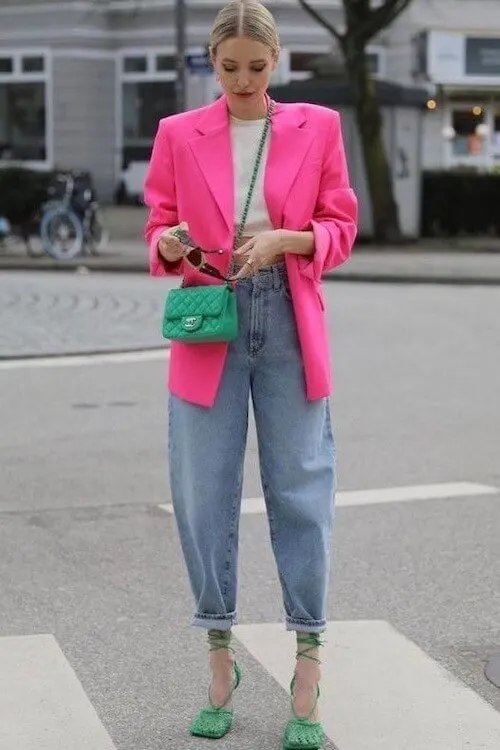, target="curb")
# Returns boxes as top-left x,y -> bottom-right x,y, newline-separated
328,273 -> 500,286
0,345 -> 168,361
1,258 -> 500,286
0,257 -> 144,273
